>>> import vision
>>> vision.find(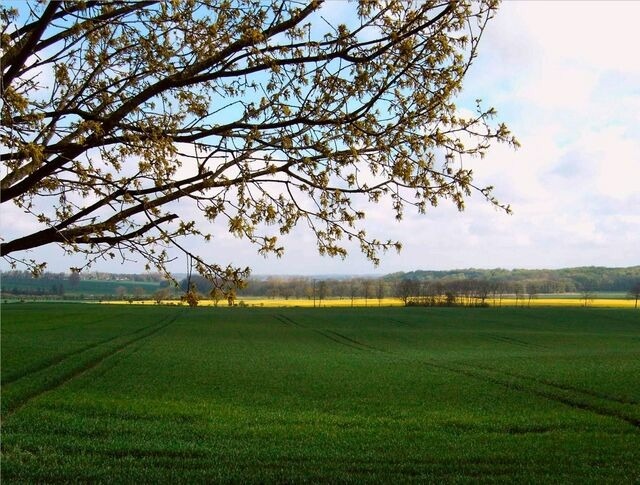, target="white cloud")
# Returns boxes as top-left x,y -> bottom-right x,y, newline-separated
434,1 -> 640,268
0,203 -> 43,237
516,2 -> 640,73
